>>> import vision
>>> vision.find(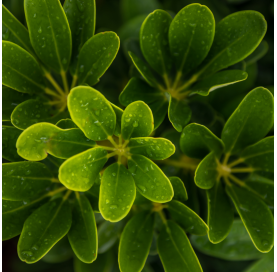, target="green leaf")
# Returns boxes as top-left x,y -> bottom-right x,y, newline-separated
148,99 -> 169,129
16,123 -> 96,161
18,198 -> 72,263
180,123 -> 224,159
56,118 -> 78,129
3,125 -> 23,162
128,154 -> 173,202
128,52 -> 160,88
120,77 -> 162,106
3,194 -> 49,240
240,137 -> 273,172
85,183 -> 100,212
190,220 -> 263,261
2,162 -> 53,201
25,0 -> 71,73
206,181 -> 234,243
222,87 -> 274,154
140,10 -> 172,76
121,101 -> 154,140
191,70 -> 248,96
119,211 -> 155,272
68,194 -> 97,263
195,152 -> 218,189
243,249 -> 273,272
63,0 -> 95,74
245,40 -> 269,66
2,41 -> 45,94
169,4 -> 215,76
59,147 -> 108,191
11,99 -> 68,130
77,32 -> 120,85
198,11 -> 267,78
99,163 -> 136,222
168,96 -> 191,132
226,184 -> 274,252
110,103 -> 123,137
128,137 -> 175,160
158,220 -> 203,272
2,86 -> 31,121
169,177 -> 188,202
167,200 -> 208,235
2,4 -> 35,55
68,86 -> 116,141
